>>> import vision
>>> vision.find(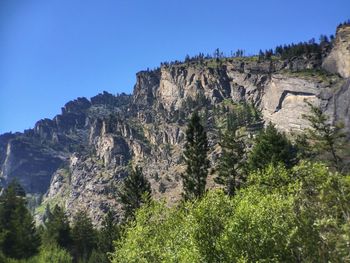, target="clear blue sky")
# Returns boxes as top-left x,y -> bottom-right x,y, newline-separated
1,0 -> 349,134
